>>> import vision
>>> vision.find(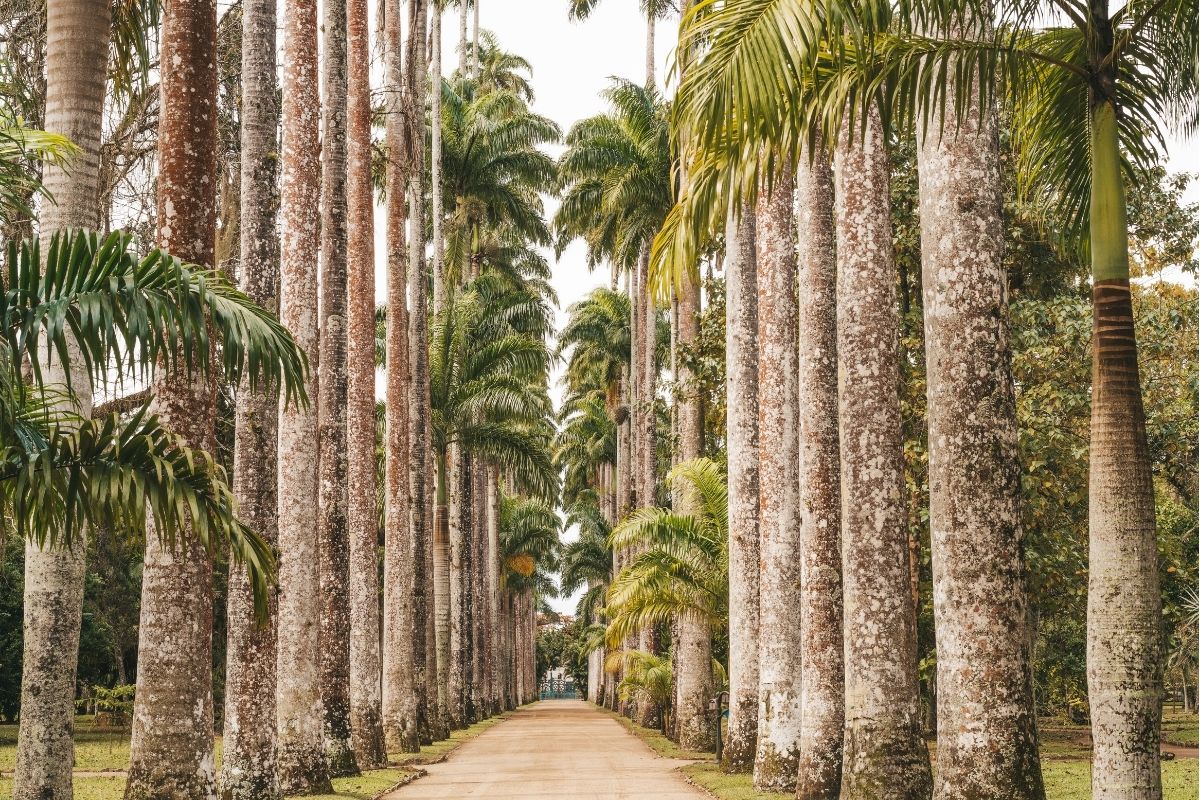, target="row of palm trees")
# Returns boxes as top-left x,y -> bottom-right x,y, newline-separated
7,0 -> 570,798
551,2 -> 1193,800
